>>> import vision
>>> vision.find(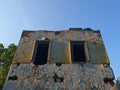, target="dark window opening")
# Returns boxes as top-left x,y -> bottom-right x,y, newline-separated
33,41 -> 49,65
70,41 -> 86,63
